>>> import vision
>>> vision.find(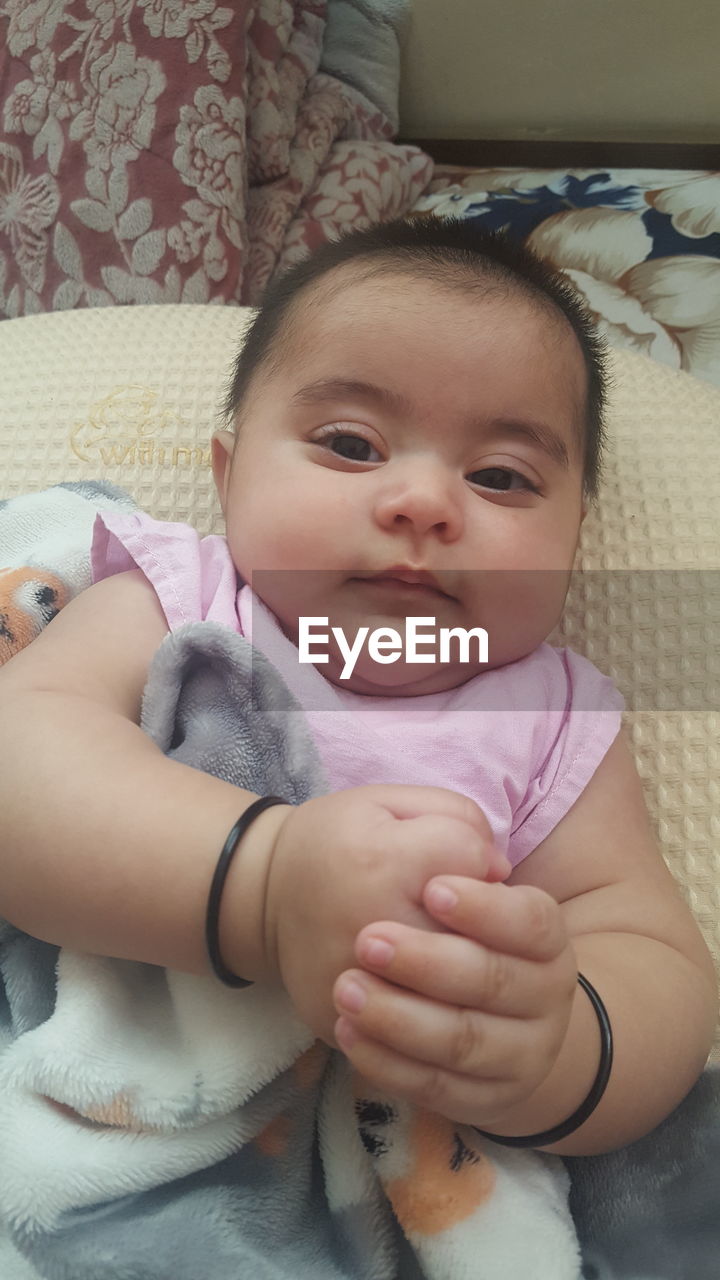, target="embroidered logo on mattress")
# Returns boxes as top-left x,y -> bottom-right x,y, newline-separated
70,385 -> 210,470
